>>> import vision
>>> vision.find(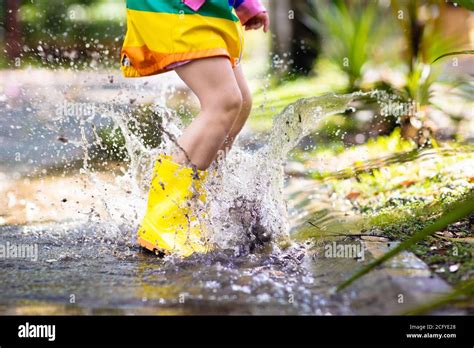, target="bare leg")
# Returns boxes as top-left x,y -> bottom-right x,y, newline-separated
219,64 -> 253,154
174,57 -> 243,170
